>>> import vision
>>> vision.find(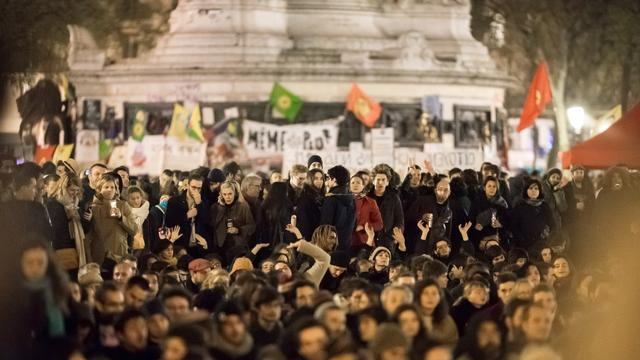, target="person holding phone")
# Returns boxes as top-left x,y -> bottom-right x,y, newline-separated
86,173 -> 137,265
210,180 -> 255,263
